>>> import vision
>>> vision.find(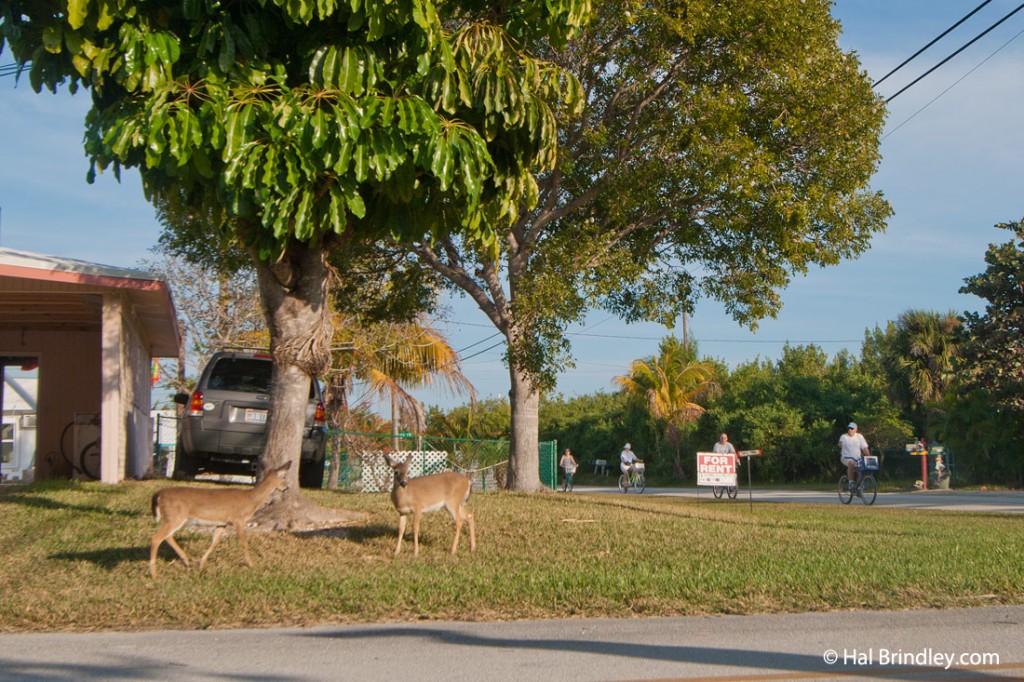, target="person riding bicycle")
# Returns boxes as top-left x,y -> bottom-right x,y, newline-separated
839,422 -> 869,488
712,433 -> 735,455
620,443 -> 639,474
712,433 -> 737,459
